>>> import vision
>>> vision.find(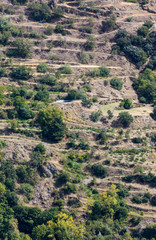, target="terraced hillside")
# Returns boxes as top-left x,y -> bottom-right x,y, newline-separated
0,0 -> 156,239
